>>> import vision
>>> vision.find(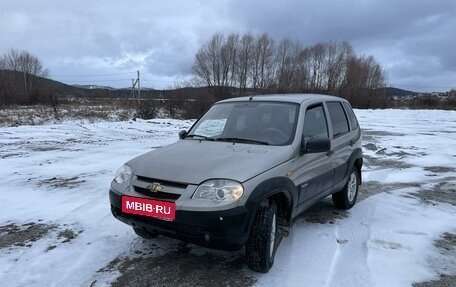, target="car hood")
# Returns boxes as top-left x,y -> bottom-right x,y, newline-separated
127,139 -> 295,184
